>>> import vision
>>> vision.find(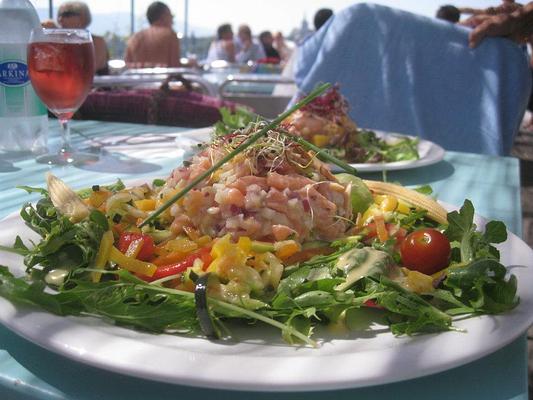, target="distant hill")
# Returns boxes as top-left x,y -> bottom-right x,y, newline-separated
35,7 -> 215,37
